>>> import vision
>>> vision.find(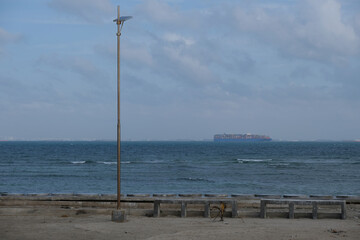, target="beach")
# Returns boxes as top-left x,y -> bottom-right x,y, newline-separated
1,206 -> 360,240
1,194 -> 360,240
